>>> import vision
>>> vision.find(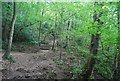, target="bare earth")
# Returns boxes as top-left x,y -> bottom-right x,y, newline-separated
1,49 -> 68,79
